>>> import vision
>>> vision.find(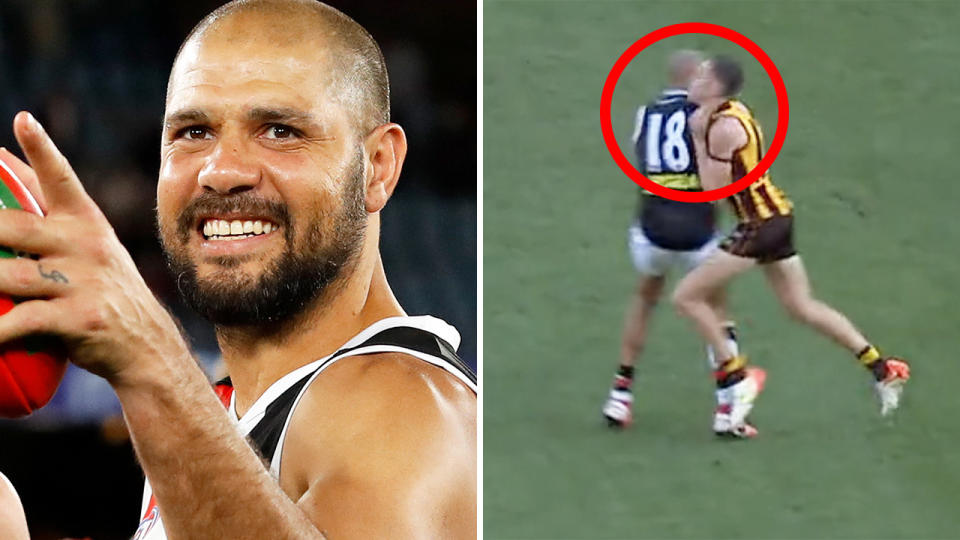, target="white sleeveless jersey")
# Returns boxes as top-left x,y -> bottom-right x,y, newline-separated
132,315 -> 476,540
